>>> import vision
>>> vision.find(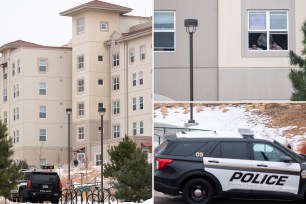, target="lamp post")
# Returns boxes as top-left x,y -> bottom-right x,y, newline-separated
66,108 -> 72,185
184,19 -> 198,124
98,107 -> 106,191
